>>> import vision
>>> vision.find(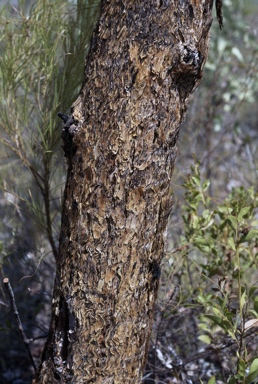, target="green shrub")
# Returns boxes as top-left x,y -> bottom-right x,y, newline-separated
168,163 -> 258,383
